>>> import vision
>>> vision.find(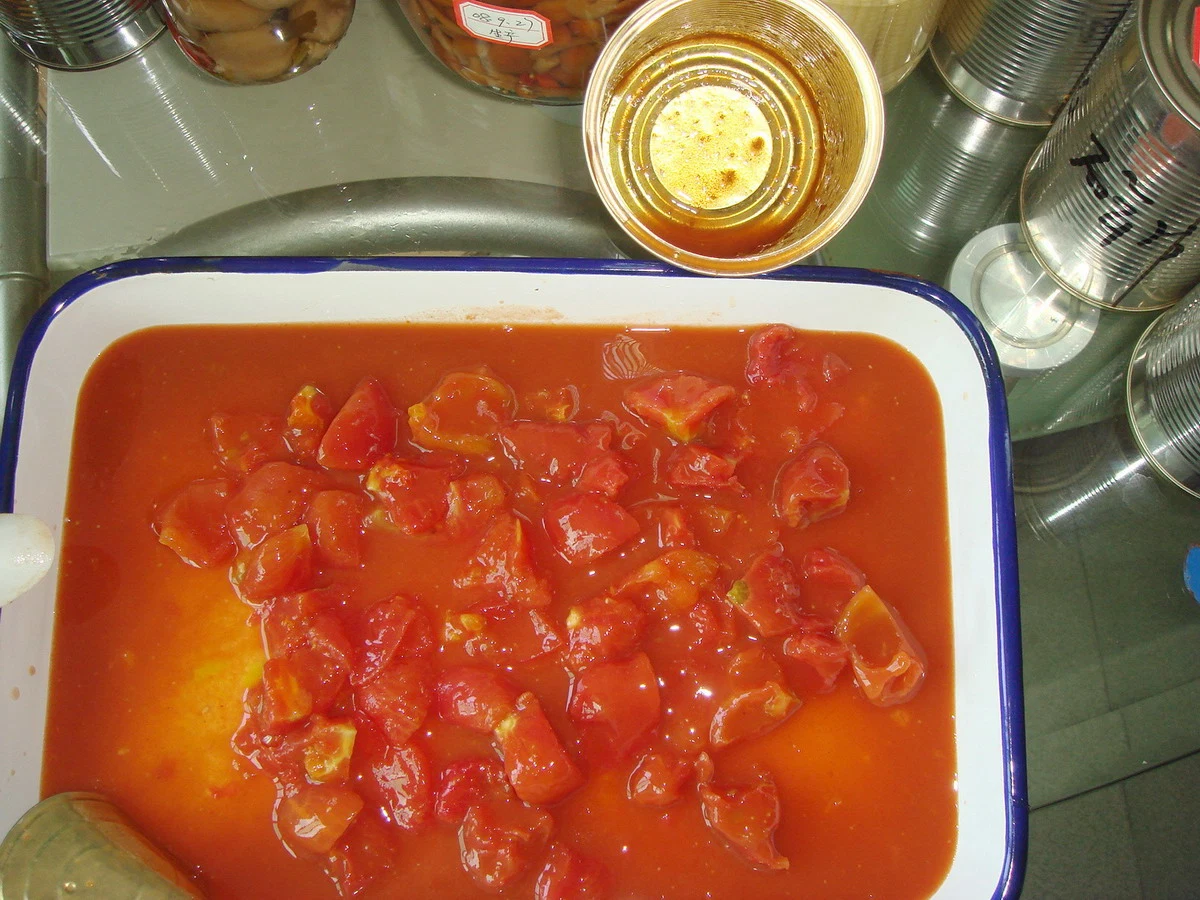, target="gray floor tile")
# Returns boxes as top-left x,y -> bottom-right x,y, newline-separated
1123,752 -> 1200,900
1026,711 -> 1131,808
